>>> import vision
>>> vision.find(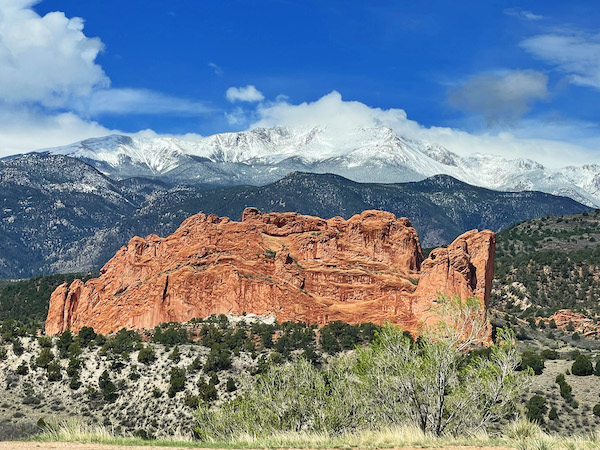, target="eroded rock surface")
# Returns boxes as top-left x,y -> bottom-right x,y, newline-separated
46,208 -> 495,335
